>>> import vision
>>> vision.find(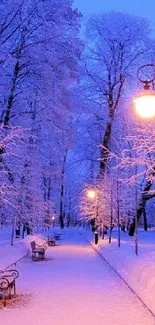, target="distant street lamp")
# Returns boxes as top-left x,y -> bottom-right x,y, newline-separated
133,64 -> 155,118
87,189 -> 97,200
52,216 -> 55,227
87,189 -> 98,244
